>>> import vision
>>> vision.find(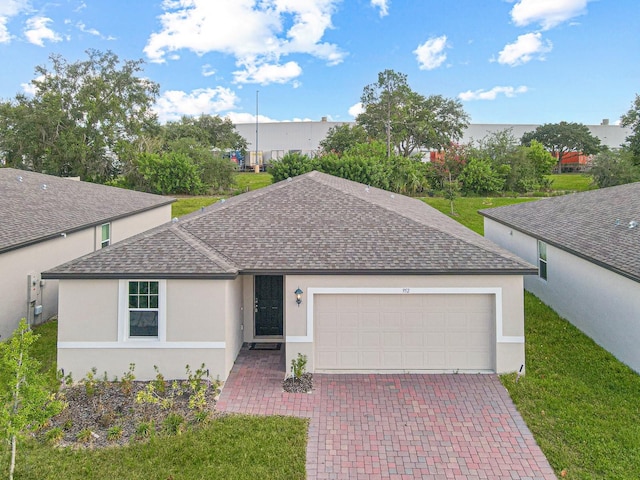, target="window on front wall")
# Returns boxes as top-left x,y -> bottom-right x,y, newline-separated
538,240 -> 548,281
101,223 -> 111,248
128,281 -> 159,337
